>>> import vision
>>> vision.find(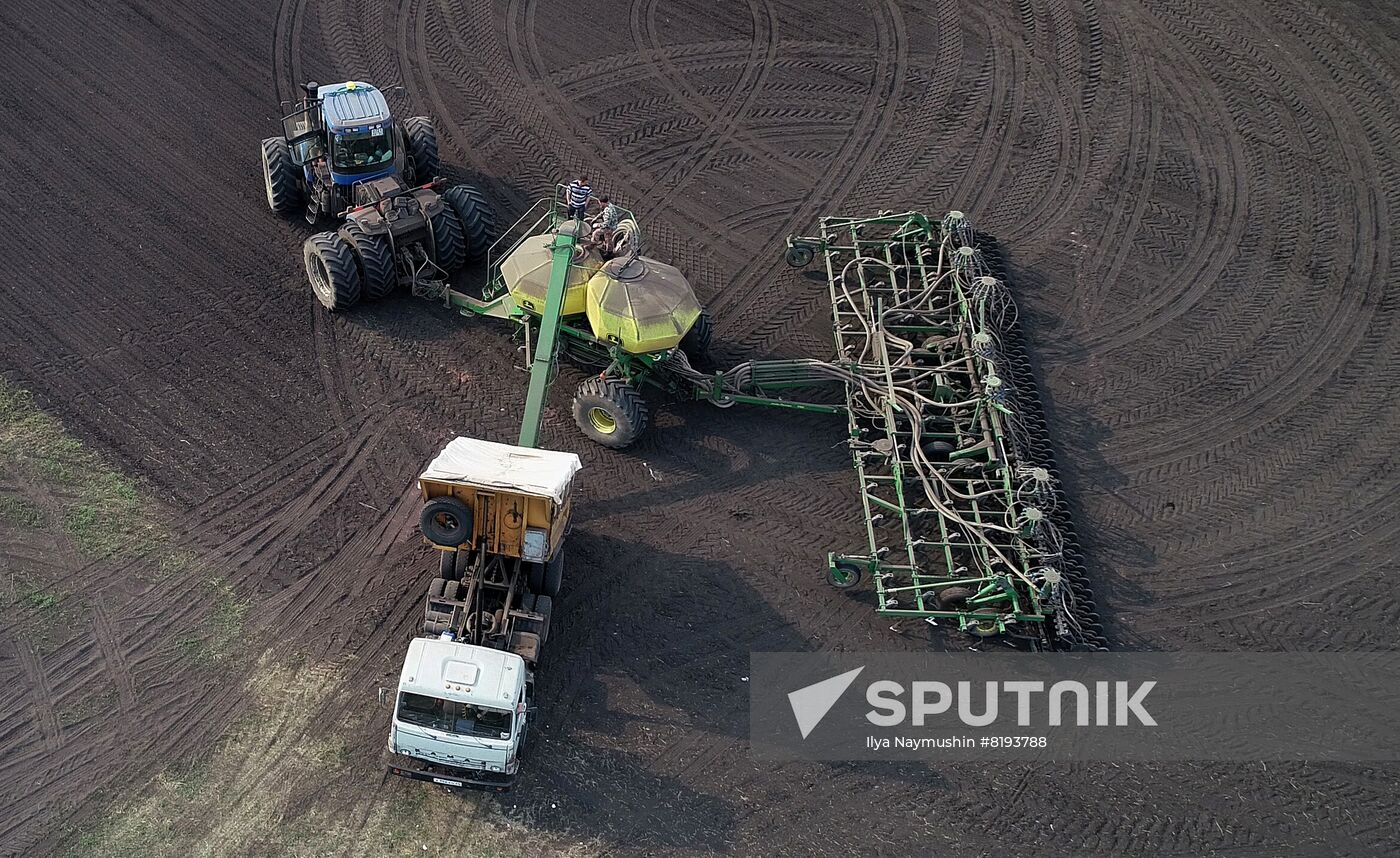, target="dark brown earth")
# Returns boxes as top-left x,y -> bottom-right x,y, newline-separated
3,0 -> 1400,854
